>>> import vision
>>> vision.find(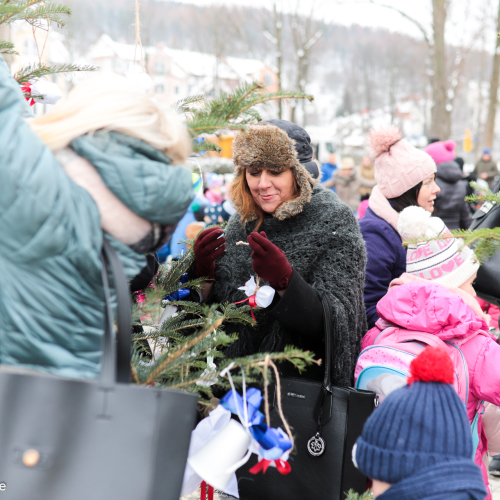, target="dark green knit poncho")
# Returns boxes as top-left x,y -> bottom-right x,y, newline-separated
211,185 -> 367,387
